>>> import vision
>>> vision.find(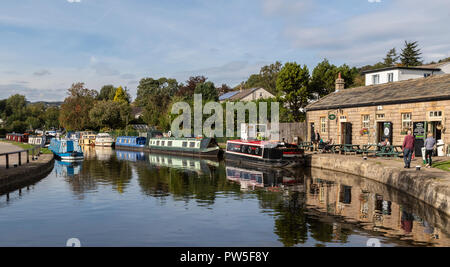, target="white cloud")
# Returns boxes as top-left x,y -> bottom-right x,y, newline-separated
67,0 -> 81,3
368,0 -> 381,3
